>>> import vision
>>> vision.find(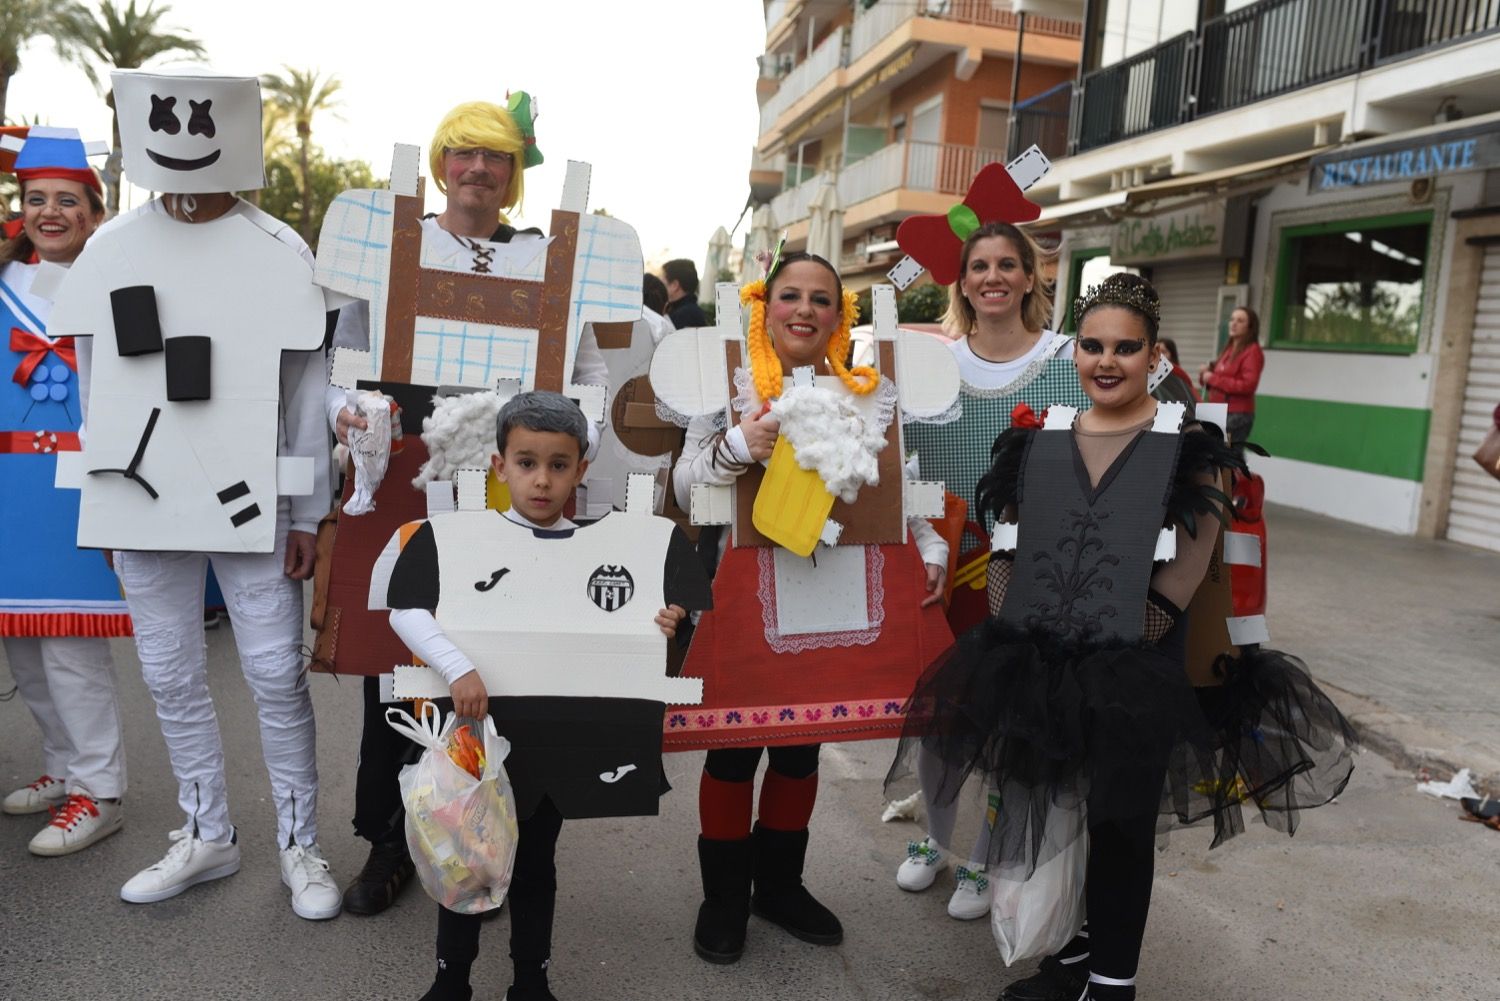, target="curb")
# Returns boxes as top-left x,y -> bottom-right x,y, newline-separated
1323,681 -> 1500,795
